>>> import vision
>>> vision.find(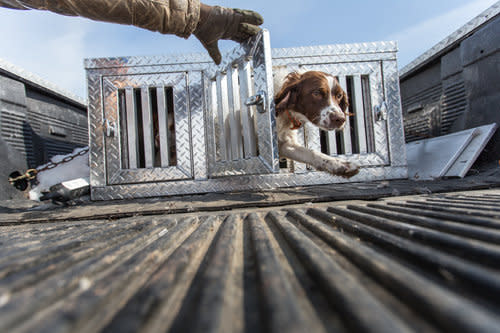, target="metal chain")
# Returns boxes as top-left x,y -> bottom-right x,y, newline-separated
9,147 -> 90,187
36,147 -> 89,173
